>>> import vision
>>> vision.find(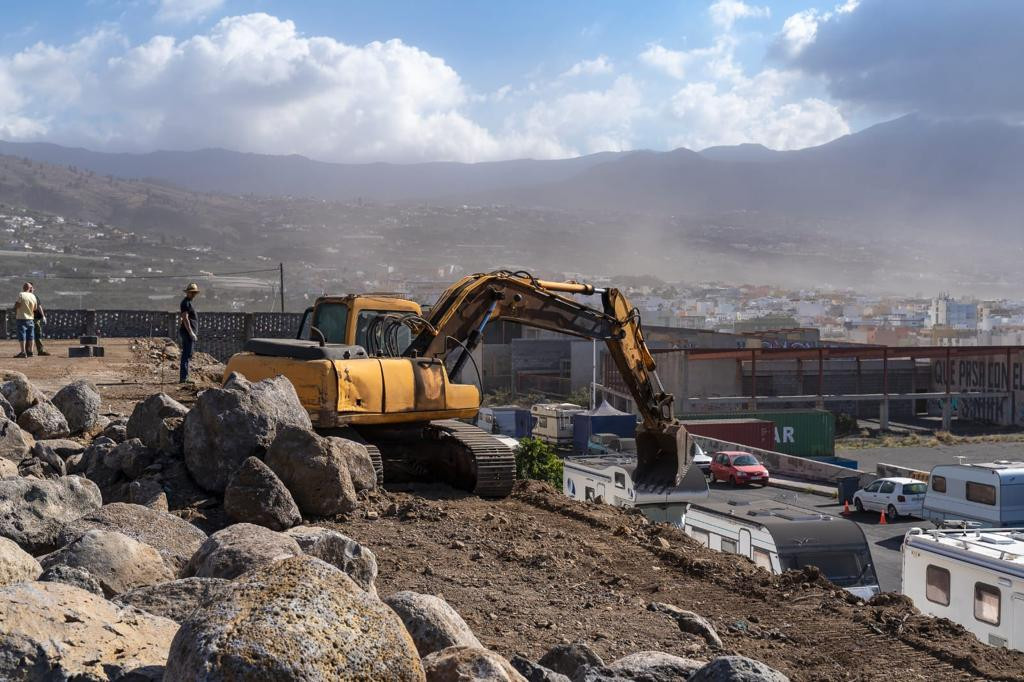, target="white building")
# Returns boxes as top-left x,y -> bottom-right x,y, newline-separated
929,296 -> 979,329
